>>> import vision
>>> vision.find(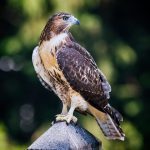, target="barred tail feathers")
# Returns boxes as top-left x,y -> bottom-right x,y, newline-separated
88,104 -> 125,141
